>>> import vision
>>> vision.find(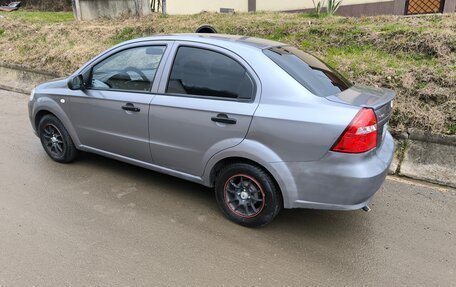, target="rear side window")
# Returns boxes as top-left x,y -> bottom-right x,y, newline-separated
166,46 -> 254,100
263,46 -> 352,97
